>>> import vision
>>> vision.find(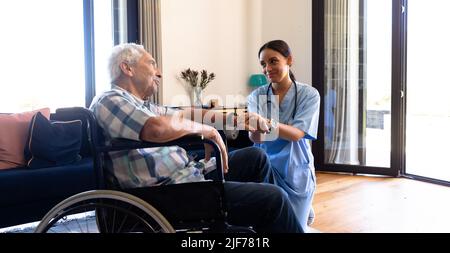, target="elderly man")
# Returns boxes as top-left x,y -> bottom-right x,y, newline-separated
89,43 -> 303,233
